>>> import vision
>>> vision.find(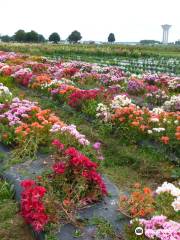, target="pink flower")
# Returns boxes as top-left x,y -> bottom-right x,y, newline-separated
93,142 -> 101,150
52,139 -> 64,150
